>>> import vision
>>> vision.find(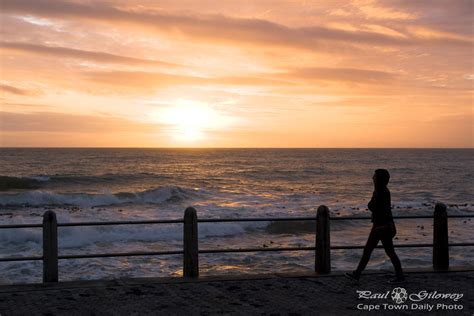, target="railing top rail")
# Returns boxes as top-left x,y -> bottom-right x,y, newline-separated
198,216 -> 317,223
0,256 -> 43,262
0,214 -> 472,229
59,250 -> 183,260
0,223 -> 43,229
59,219 -> 184,227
